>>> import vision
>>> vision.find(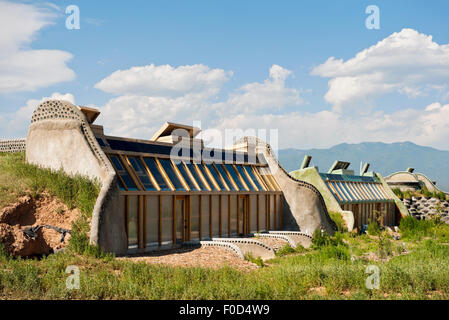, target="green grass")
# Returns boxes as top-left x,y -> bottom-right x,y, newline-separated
0,152 -> 99,215
0,152 -> 101,256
